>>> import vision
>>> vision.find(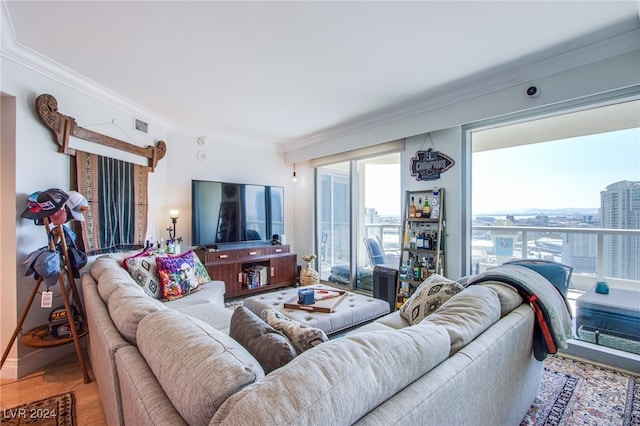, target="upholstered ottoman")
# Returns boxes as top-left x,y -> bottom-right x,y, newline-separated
242,284 -> 390,336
